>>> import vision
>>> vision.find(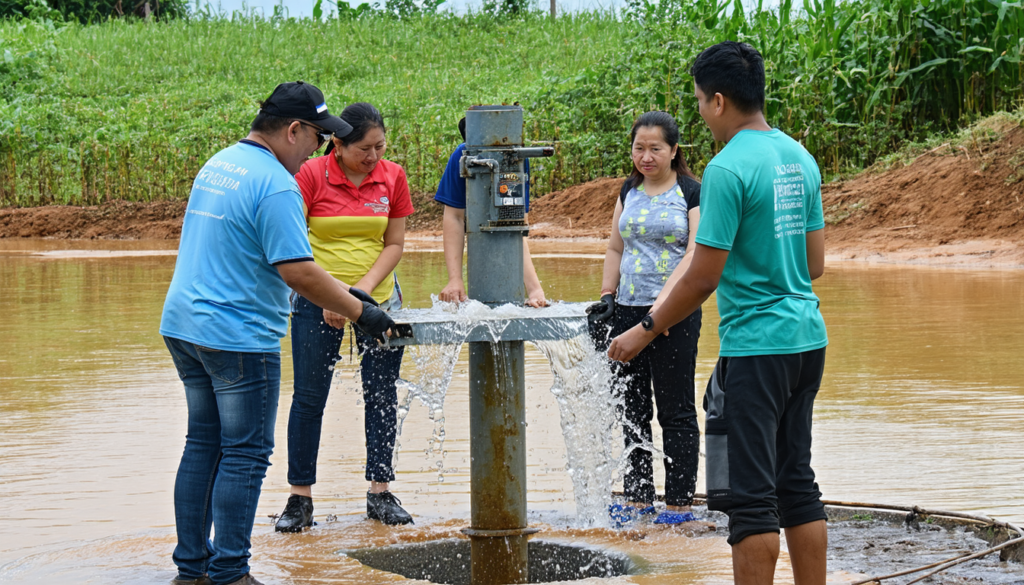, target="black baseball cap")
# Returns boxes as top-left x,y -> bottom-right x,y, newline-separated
260,81 -> 352,138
